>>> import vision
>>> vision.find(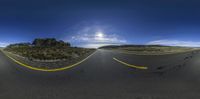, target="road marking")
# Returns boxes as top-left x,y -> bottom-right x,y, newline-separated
2,50 -> 96,72
113,57 -> 148,70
